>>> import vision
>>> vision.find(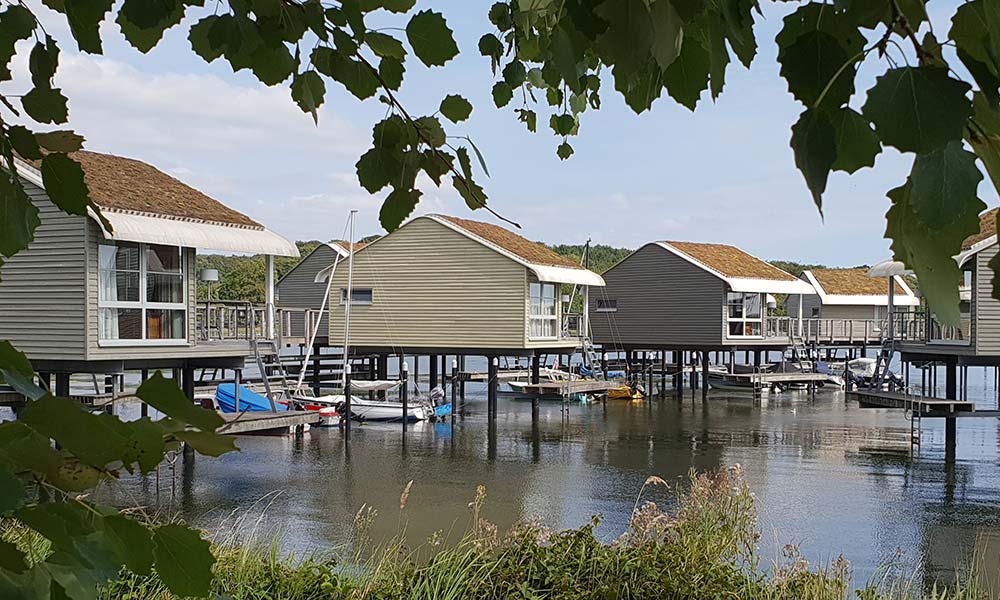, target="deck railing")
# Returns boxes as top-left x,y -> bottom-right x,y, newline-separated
764,317 -> 886,344
890,311 -> 971,345
196,303 -> 325,344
